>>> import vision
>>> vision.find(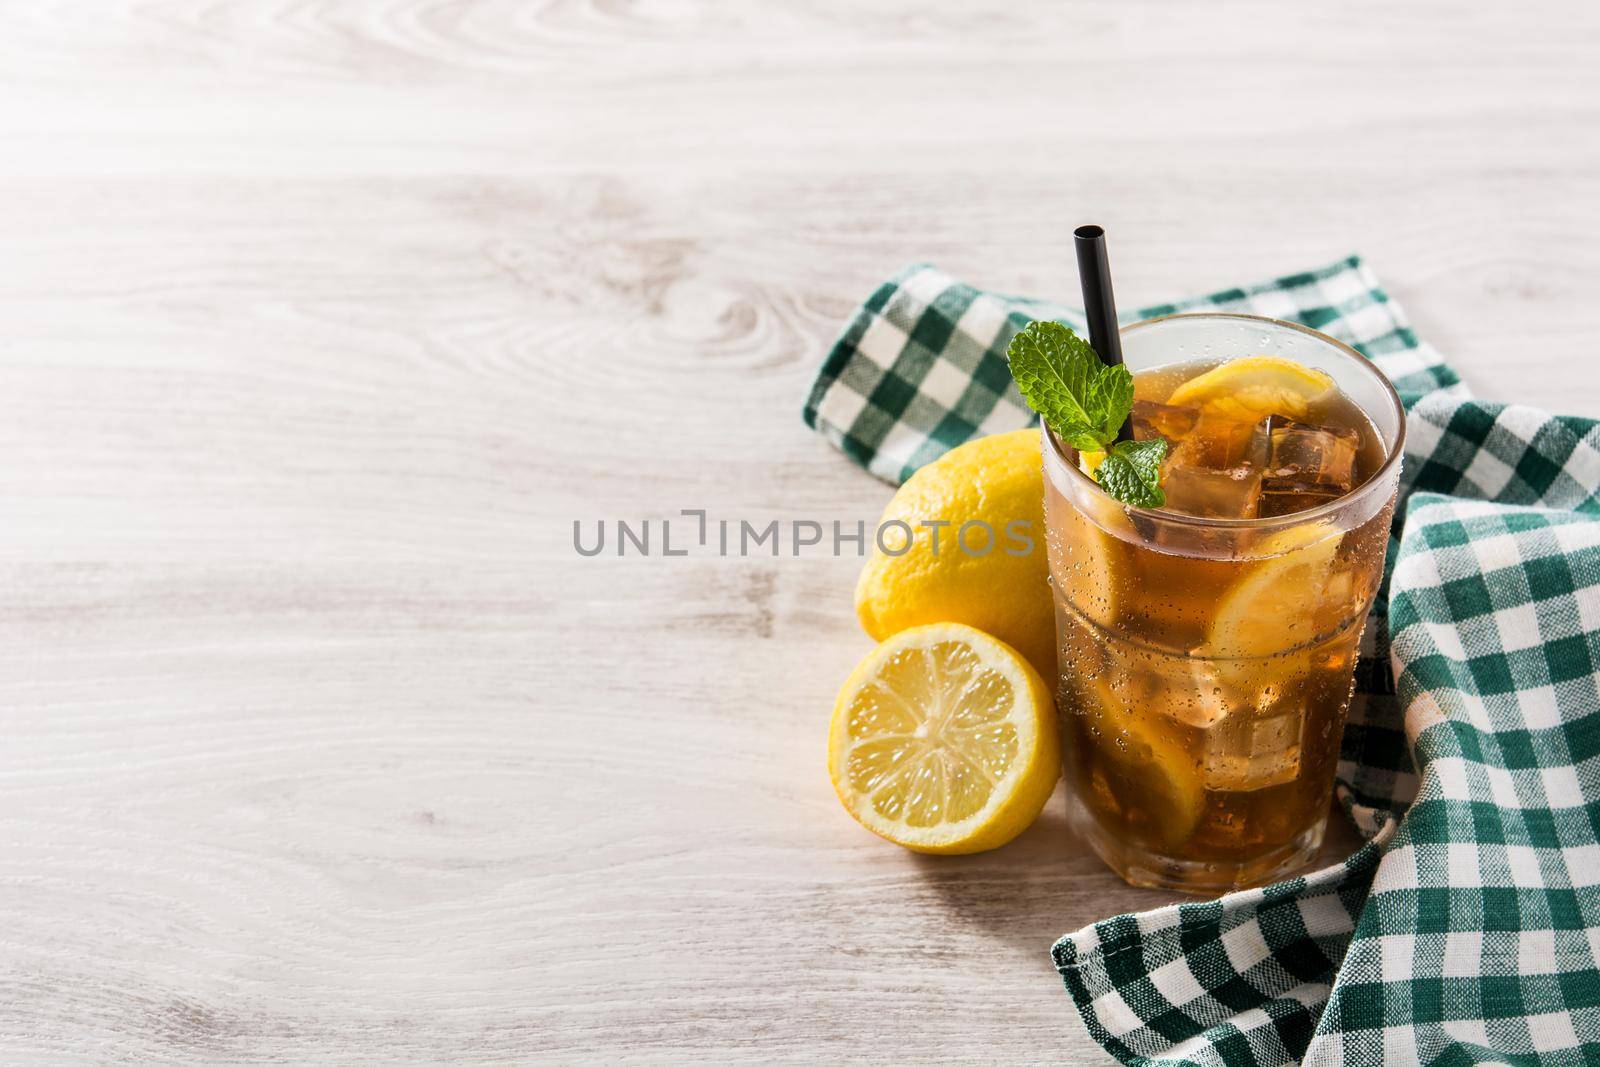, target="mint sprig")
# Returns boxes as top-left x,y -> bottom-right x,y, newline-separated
1094,437 -> 1168,508
1006,320 -> 1166,507
1006,321 -> 1132,451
